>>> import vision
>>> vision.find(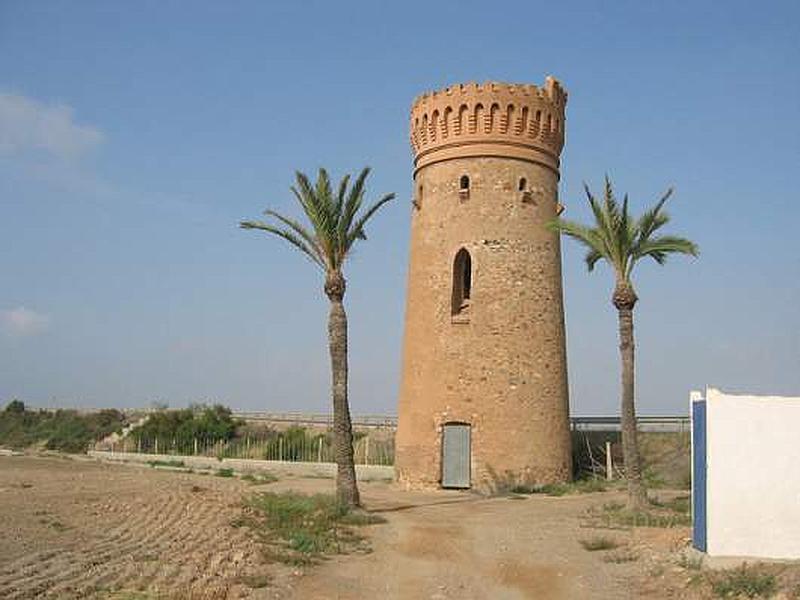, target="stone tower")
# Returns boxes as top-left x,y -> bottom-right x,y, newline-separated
395,77 -> 572,491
